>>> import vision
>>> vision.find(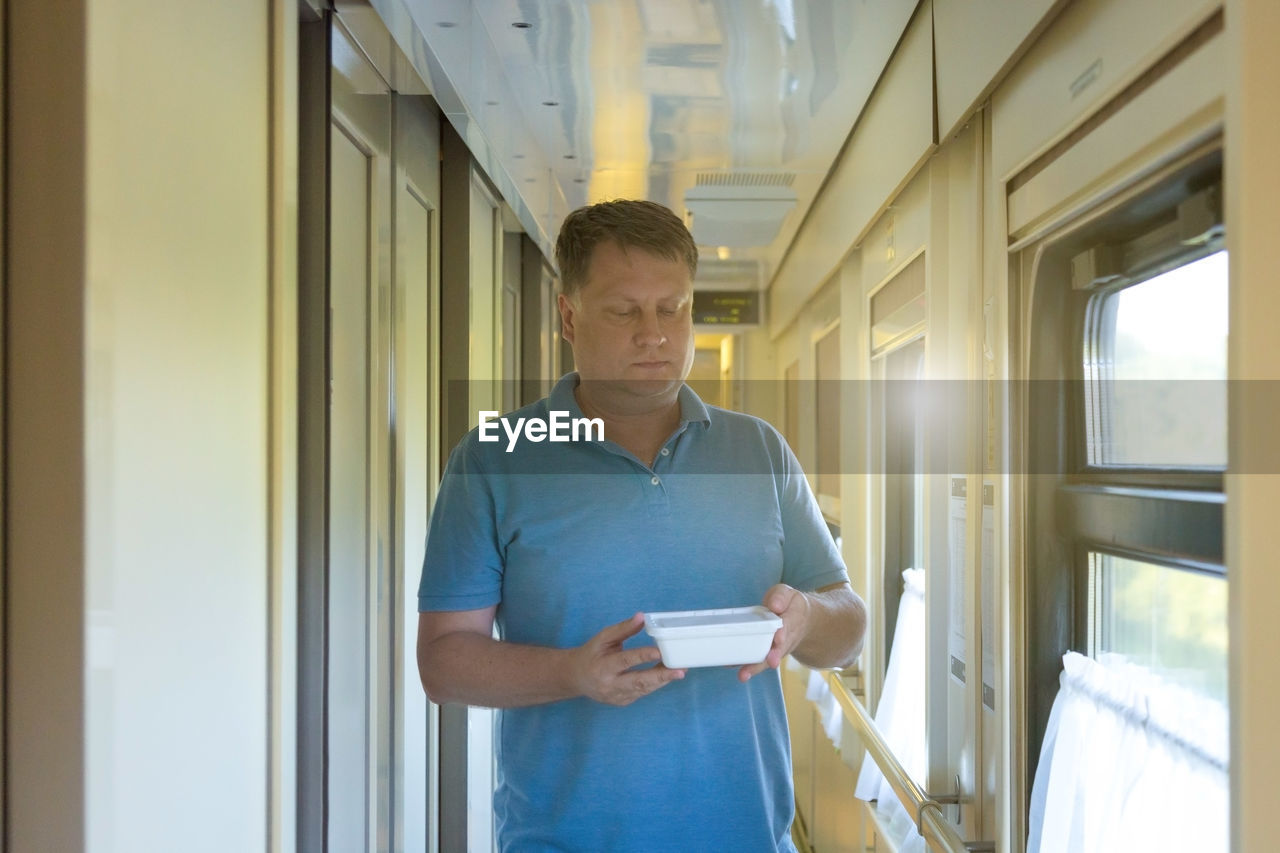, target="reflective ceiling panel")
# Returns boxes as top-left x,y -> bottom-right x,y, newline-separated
378,0 -> 921,290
